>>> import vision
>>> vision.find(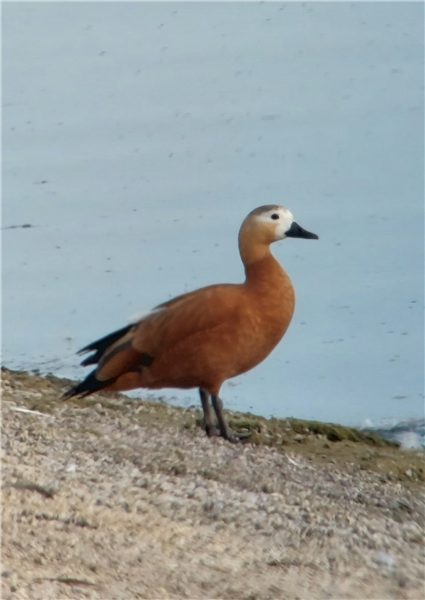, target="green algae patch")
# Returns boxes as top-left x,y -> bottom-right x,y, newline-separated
289,419 -> 398,447
227,414 -> 397,448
